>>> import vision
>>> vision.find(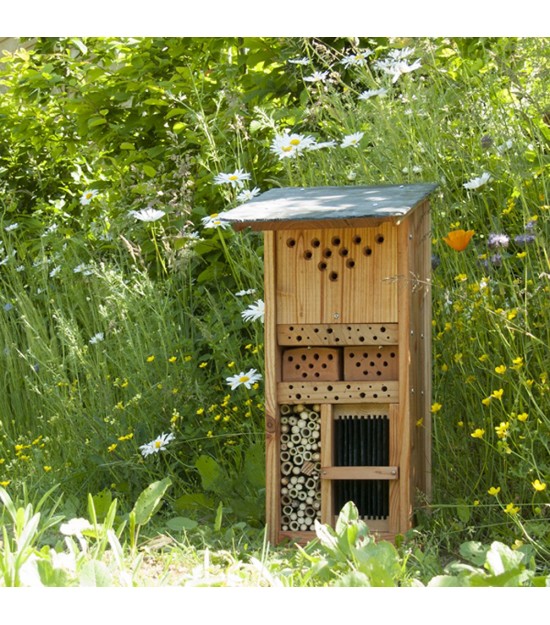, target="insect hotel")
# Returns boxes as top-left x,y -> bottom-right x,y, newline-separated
221,183 -> 437,544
